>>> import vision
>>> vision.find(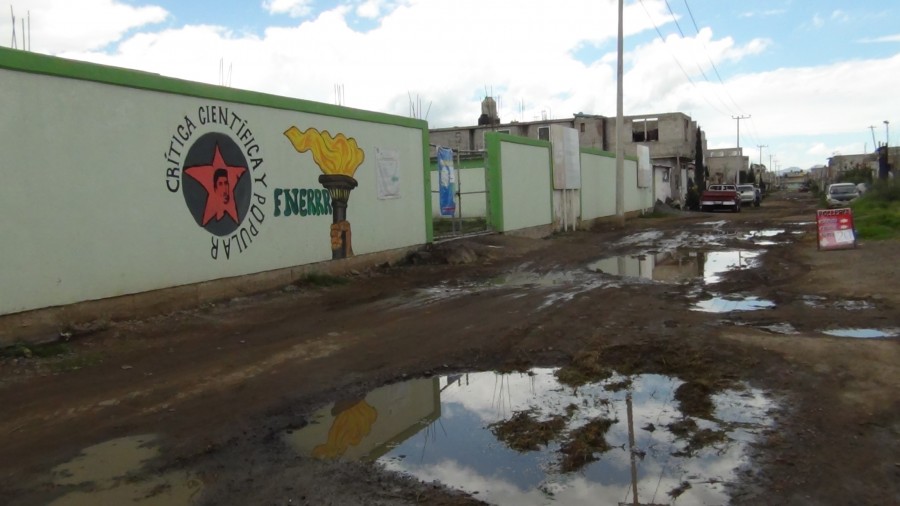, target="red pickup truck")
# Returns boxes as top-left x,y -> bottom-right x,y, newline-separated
700,184 -> 741,213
